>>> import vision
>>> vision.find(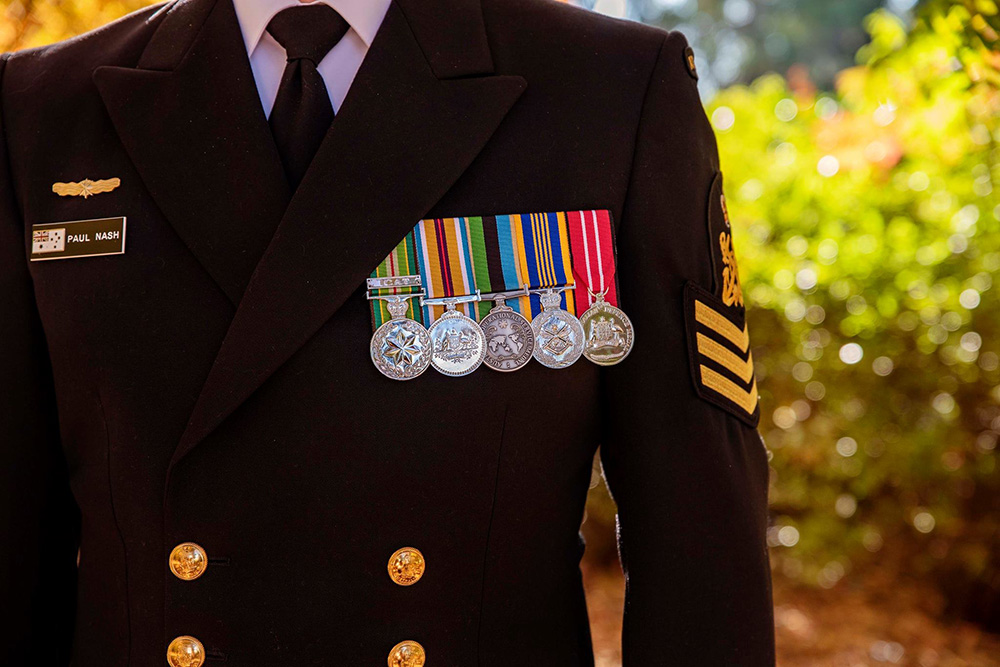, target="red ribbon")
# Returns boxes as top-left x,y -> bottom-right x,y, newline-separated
566,209 -> 618,313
